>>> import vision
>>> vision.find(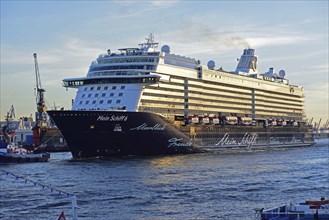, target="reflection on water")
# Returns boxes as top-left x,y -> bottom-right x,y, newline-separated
0,140 -> 328,219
